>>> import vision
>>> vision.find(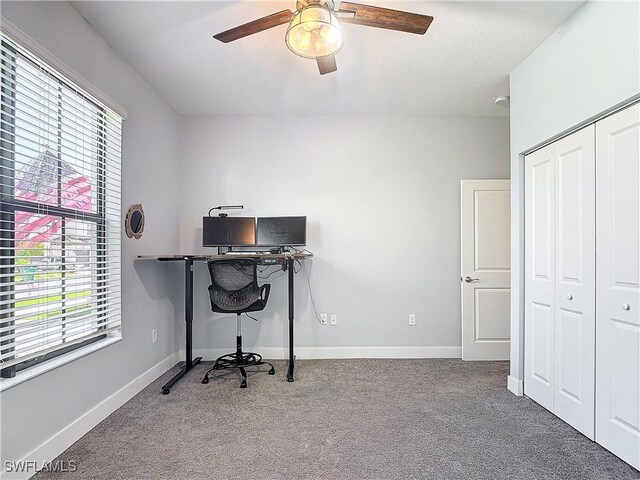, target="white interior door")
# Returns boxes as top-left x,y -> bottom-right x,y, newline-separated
524,144 -> 556,412
552,125 -> 595,439
595,103 -> 640,470
460,180 -> 511,361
